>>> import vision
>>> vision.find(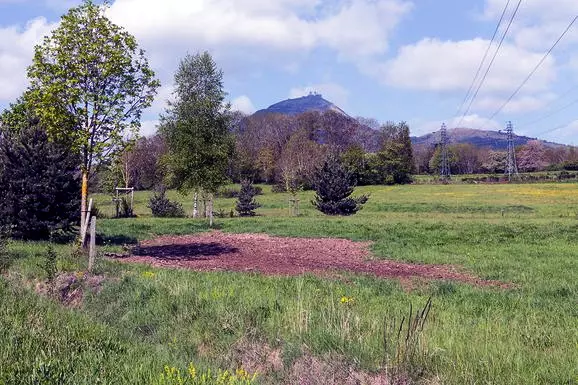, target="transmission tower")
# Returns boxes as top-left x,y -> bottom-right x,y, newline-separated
440,123 -> 451,179
504,121 -> 519,181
